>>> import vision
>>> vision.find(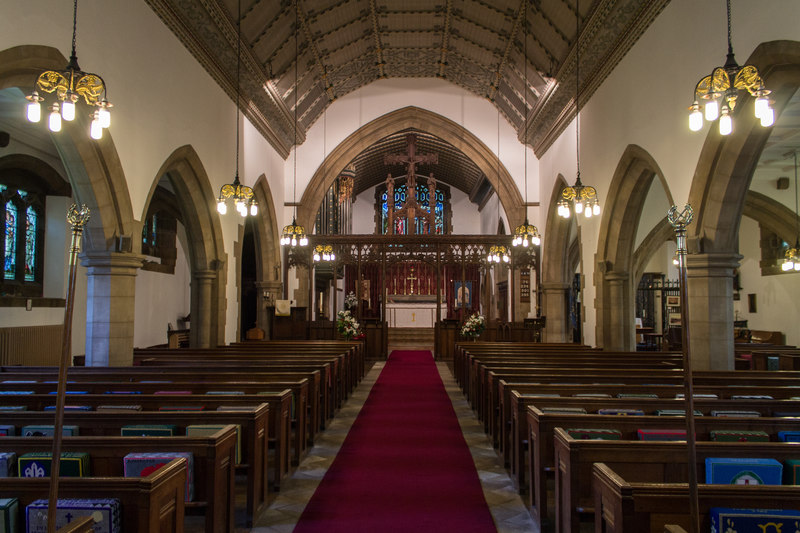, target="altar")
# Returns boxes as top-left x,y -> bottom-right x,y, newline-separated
386,295 -> 442,328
